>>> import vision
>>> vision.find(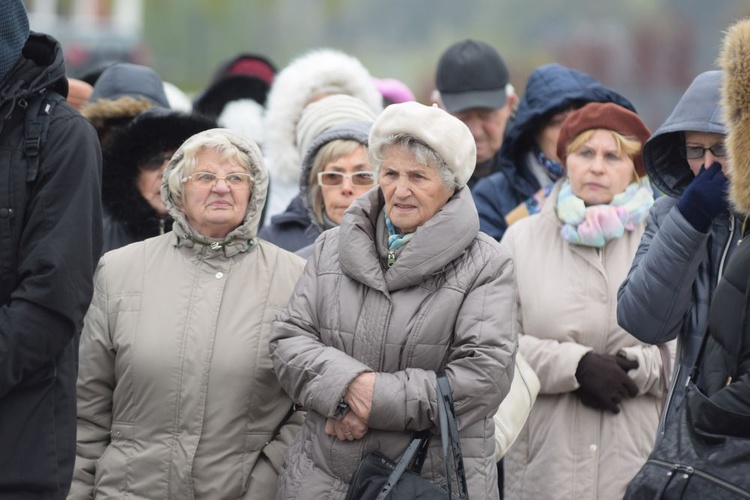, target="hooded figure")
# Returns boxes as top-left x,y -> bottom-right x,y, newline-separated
262,48 -> 382,221
617,70 -> 741,432
101,109 -> 217,253
688,17 -> 750,436
0,3 -> 103,497
70,129 -> 306,499
472,63 -> 635,240
80,63 -> 170,149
